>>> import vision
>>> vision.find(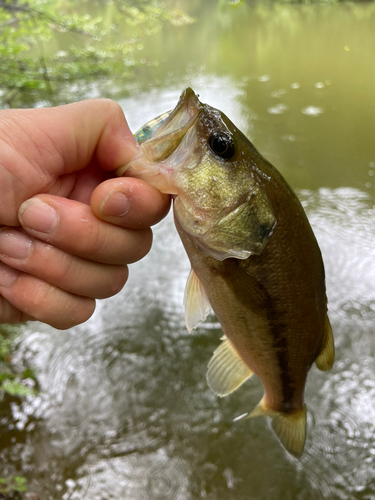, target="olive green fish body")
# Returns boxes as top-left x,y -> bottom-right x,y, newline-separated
176,158 -> 326,415
117,88 -> 334,457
